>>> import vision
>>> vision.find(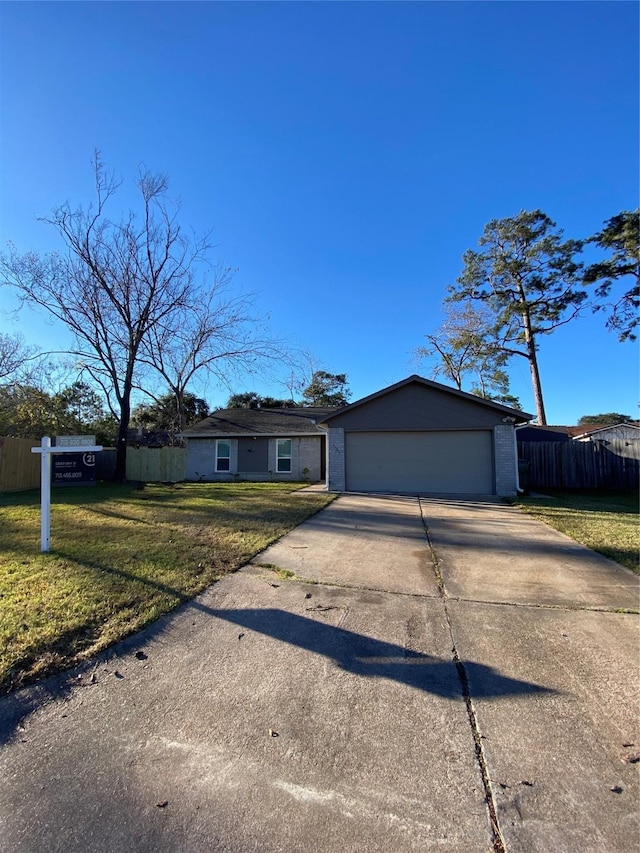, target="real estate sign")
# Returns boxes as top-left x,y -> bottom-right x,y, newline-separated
32,436 -> 103,552
53,436 -> 98,487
